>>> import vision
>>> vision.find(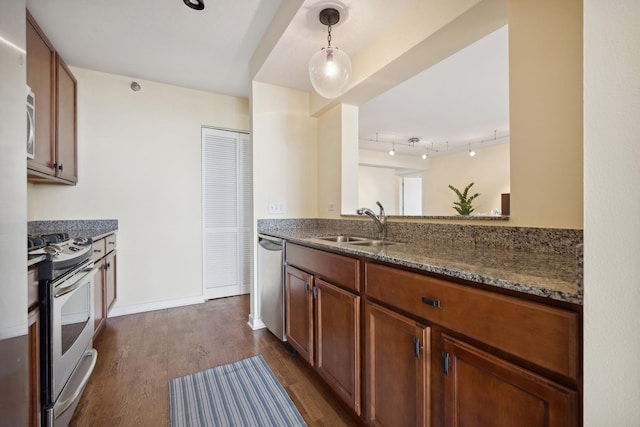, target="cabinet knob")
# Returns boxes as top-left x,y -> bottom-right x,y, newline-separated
58,163 -> 63,171
304,282 -> 309,293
